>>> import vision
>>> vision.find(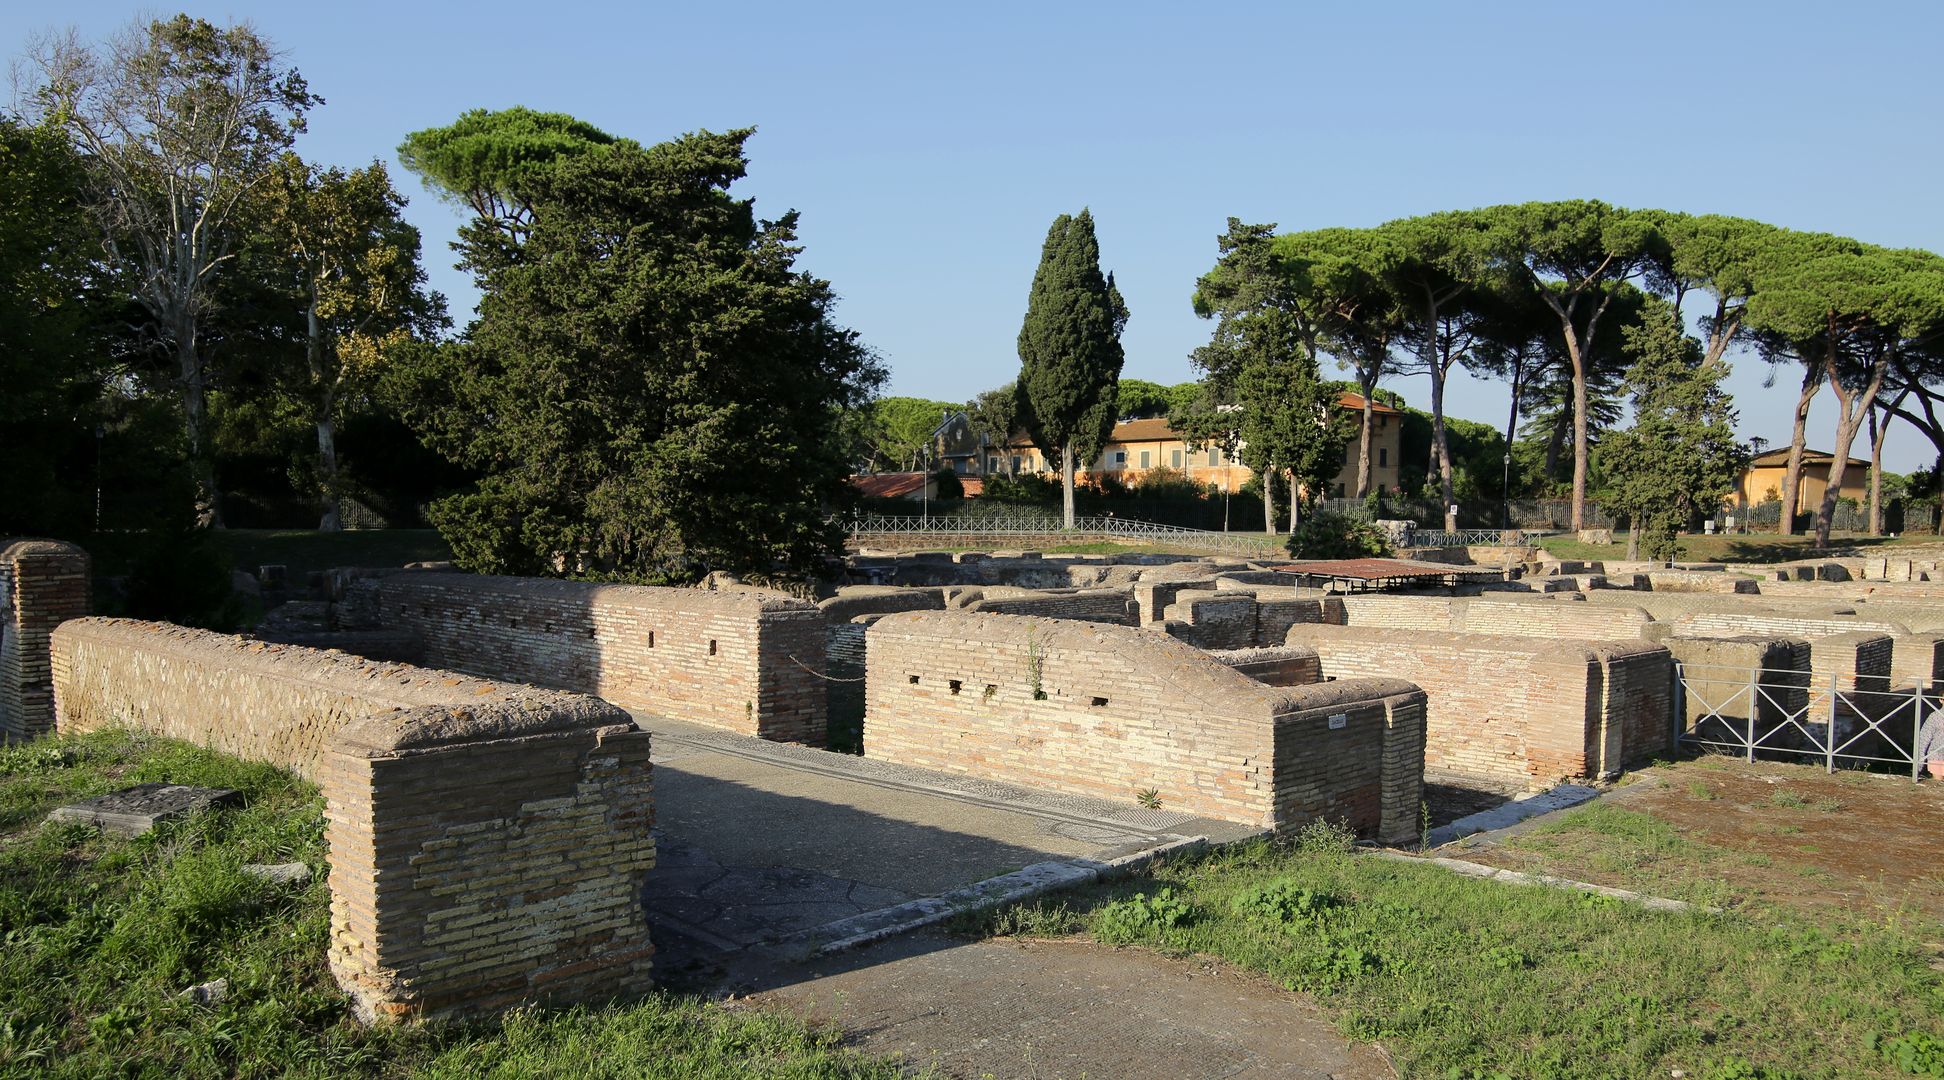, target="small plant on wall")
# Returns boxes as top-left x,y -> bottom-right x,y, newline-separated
1024,626 -> 1047,700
